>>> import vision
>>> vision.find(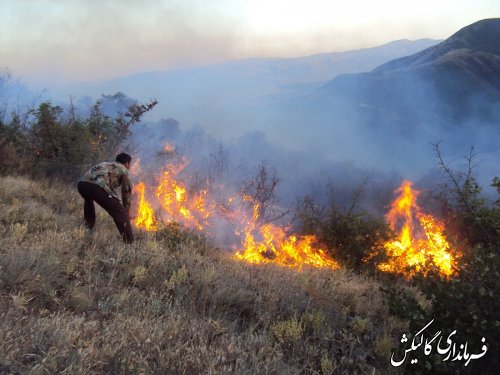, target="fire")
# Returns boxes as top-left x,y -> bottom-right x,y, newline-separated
234,223 -> 339,270
163,143 -> 175,153
134,182 -> 157,231
132,154 -> 339,271
378,180 -> 458,277
133,155 -> 456,275
156,168 -> 213,231
233,196 -> 339,270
